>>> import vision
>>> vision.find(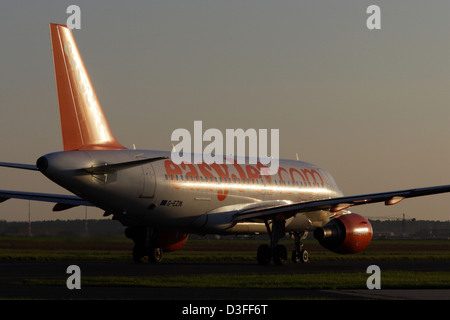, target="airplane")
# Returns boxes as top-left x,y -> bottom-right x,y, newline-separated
1,23 -> 450,265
